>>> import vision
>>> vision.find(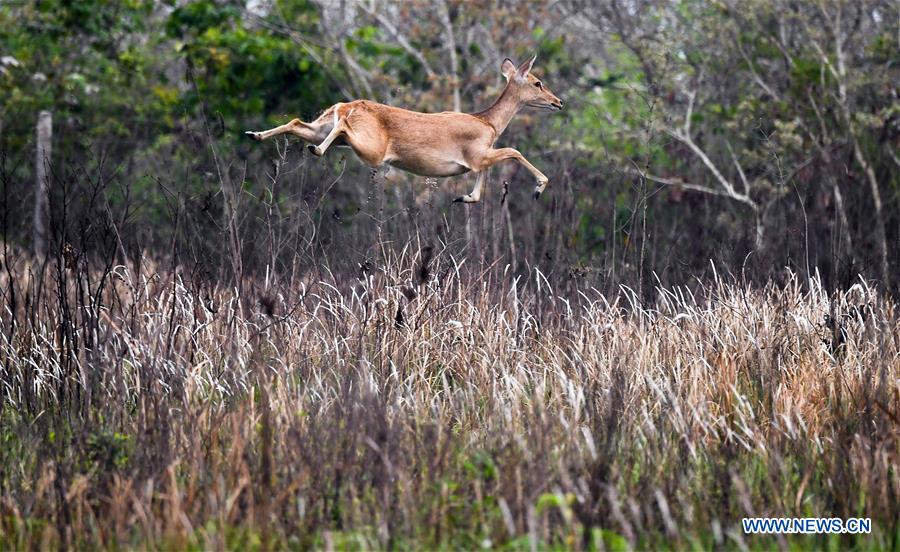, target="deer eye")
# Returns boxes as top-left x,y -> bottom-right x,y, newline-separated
534,81 -> 543,89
